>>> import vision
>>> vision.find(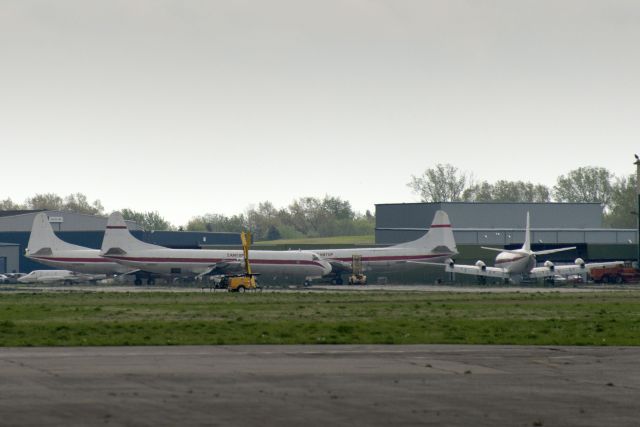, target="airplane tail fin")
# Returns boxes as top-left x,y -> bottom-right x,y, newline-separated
100,212 -> 162,255
26,213 -> 86,256
523,211 -> 531,252
394,210 -> 458,255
